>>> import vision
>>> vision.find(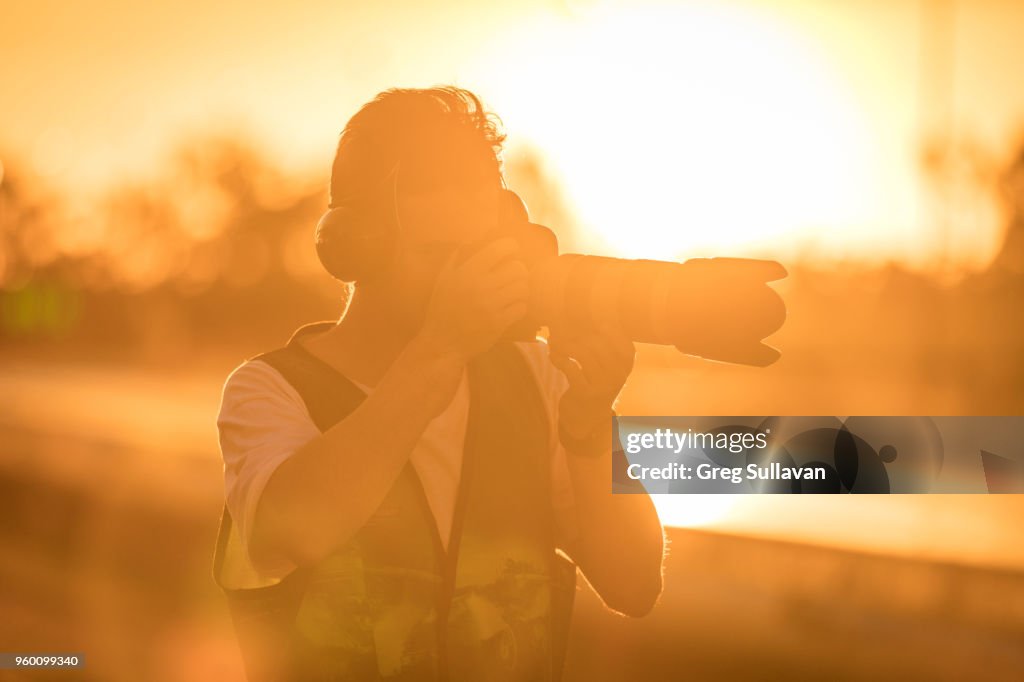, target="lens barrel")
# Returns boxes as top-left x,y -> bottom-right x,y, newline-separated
499,190 -> 786,366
